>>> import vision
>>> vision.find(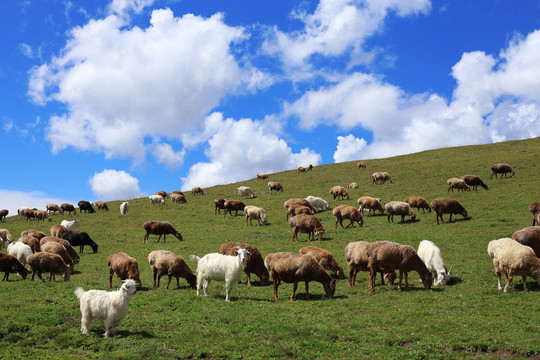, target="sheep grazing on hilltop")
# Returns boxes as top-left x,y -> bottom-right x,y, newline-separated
171,190 -> 184,197
268,181 -> 284,194
417,240 -> 452,286
529,202 -> 540,226
288,214 -> 324,242
347,182 -> 359,189
191,187 -> 204,195
344,241 -> 396,287
299,246 -> 344,279
237,186 -> 256,199
25,209 -> 36,221
219,242 -> 269,286
357,161 -> 366,169
148,250 -> 196,290
357,196 -> 384,216
170,193 -> 187,204
430,198 -> 468,224
95,201 -> 109,211
35,210 -> 52,222
78,201 -> 95,214
41,241 -> 74,275
7,242 -> 33,265
460,175 -> 488,190
143,221 -> 183,243
223,200 -> 246,217
191,248 -> 250,302
107,252 -> 142,290
149,194 -> 165,206
27,252 -> 71,282
257,173 -> 269,180
120,202 -> 129,215
19,235 -> 41,253
244,205 -> 267,226
214,198 -> 227,215
18,207 -> 29,217
61,219 -> 80,231
50,225 -> 68,239
155,191 -> 168,198
284,198 -> 316,212
63,230 -> 98,254
490,163 -> 515,179
305,196 -> 330,212
385,201 -> 416,223
332,205 -> 363,229
372,172 -> 392,185
0,252 -> 28,281
367,241 -> 432,292
0,209 -> 8,221
286,204 -> 315,221
487,238 -> 540,293
61,203 -> 76,215
0,229 -> 14,250
329,186 -> 350,200
46,203 -> 63,215
298,164 -> 313,173
512,226 -> 540,257
264,252 -> 336,301
447,178 -> 471,192
404,196 -> 431,213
